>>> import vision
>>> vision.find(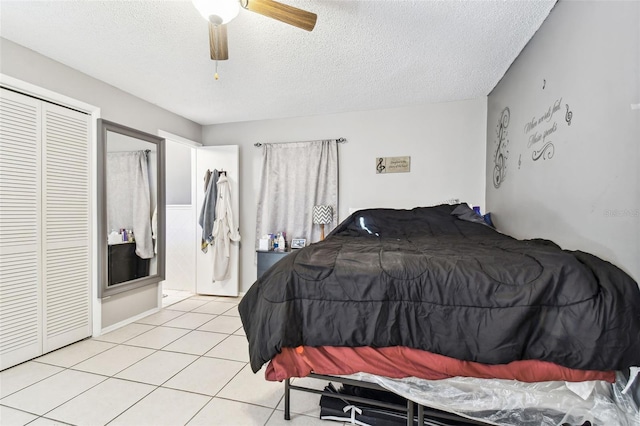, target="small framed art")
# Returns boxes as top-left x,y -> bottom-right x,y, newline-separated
291,238 -> 306,249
